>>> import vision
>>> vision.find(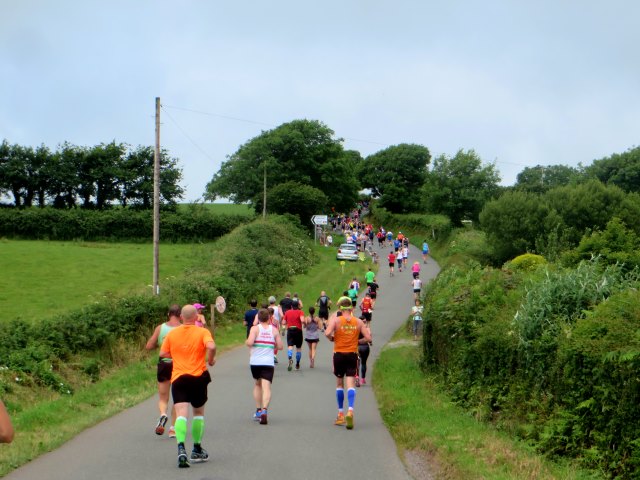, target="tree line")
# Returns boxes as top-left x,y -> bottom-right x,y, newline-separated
0,140 -> 184,209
